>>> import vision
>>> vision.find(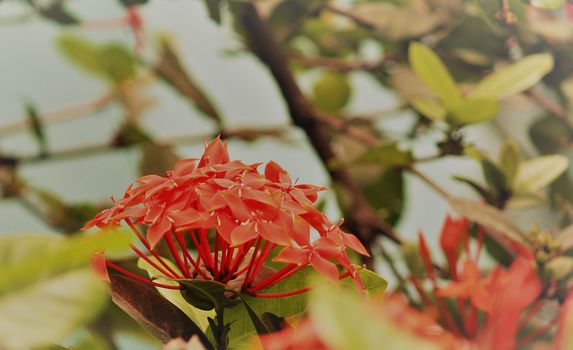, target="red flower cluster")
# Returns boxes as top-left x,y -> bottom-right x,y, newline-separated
84,138 -> 368,297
